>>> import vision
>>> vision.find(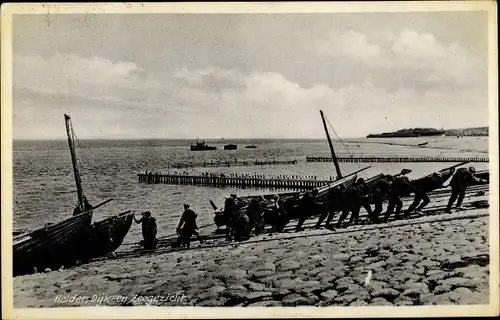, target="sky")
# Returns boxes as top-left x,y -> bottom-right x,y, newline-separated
12,11 -> 490,139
